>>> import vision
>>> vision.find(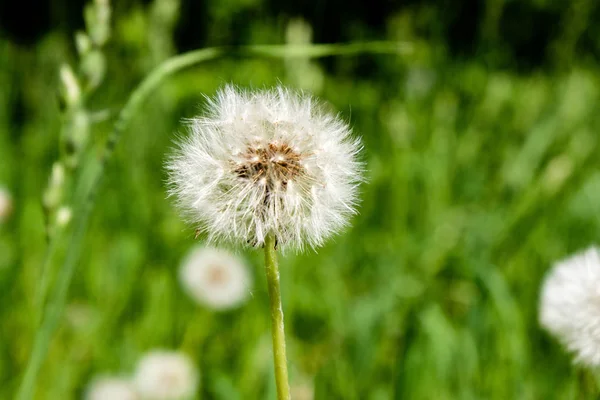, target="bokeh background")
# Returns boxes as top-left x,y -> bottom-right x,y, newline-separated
1,0 -> 600,398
